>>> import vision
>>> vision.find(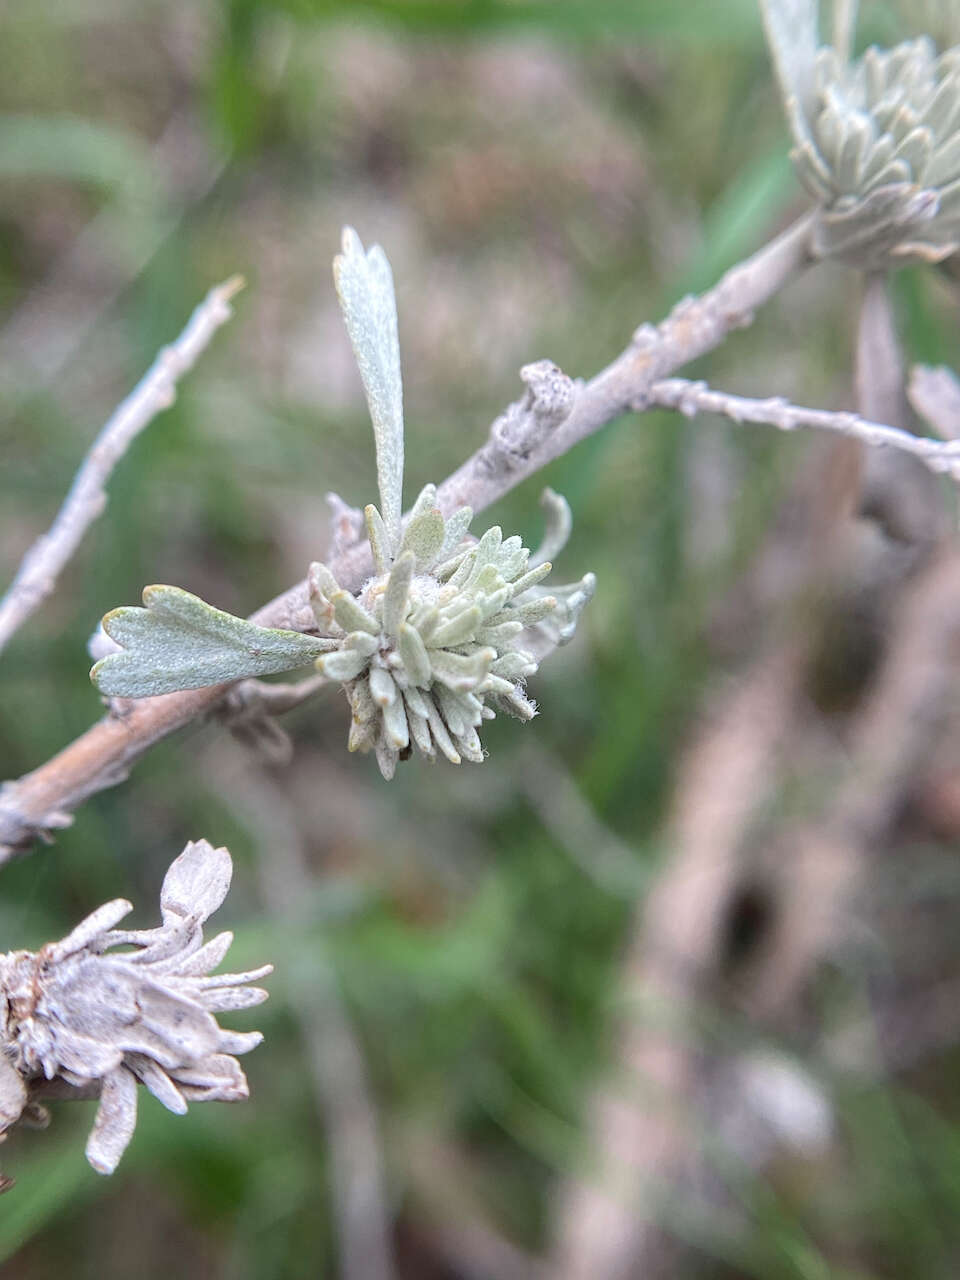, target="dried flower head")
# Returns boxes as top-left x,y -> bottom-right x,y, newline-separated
0,840 -> 271,1181
91,228 -> 594,779
762,0 -> 960,266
